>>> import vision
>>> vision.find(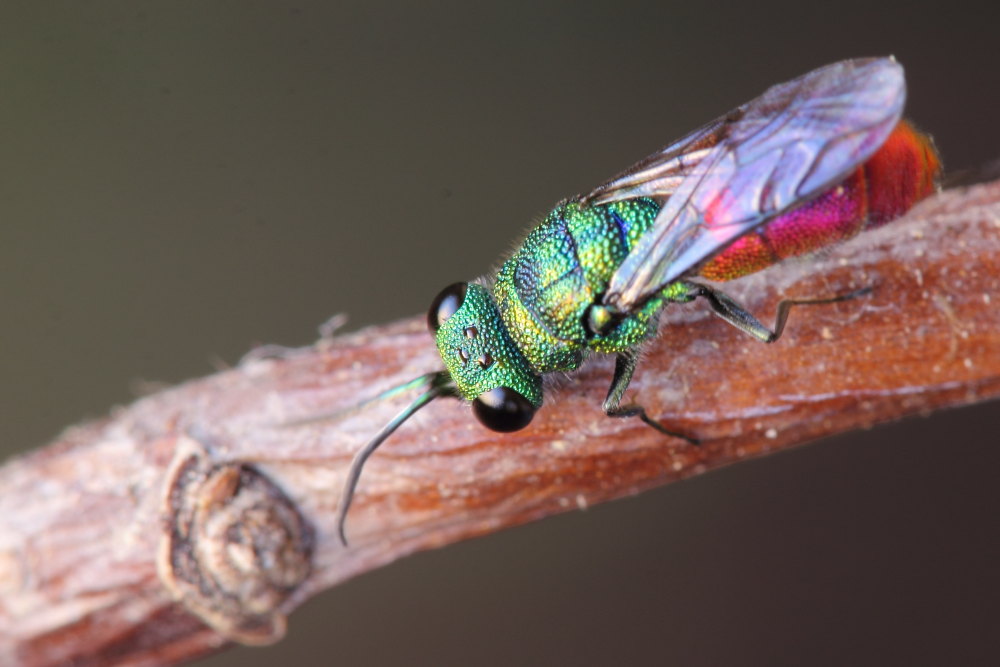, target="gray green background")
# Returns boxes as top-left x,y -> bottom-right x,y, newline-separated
2,2 -> 998,665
